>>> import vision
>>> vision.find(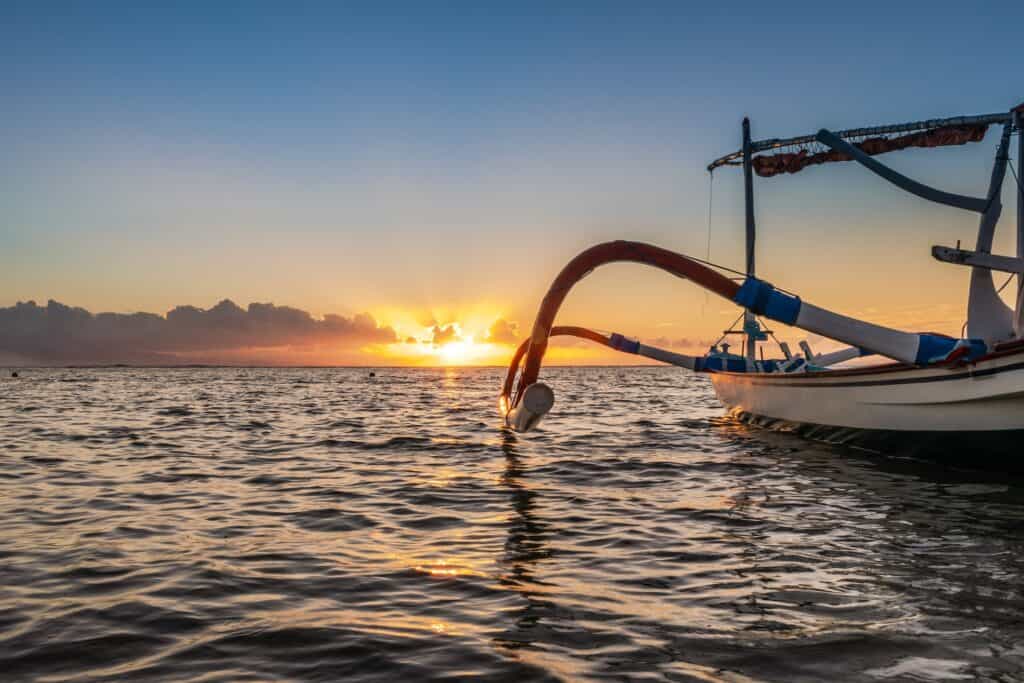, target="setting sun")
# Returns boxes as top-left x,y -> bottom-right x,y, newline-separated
437,338 -> 487,365
376,323 -> 511,366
